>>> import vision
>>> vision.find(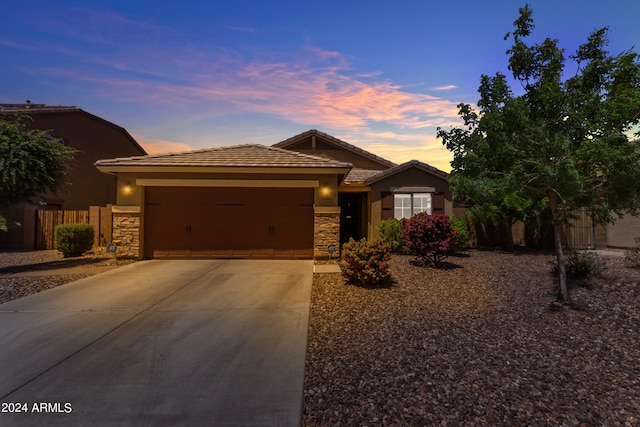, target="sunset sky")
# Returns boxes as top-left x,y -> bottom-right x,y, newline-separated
2,1 -> 638,171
